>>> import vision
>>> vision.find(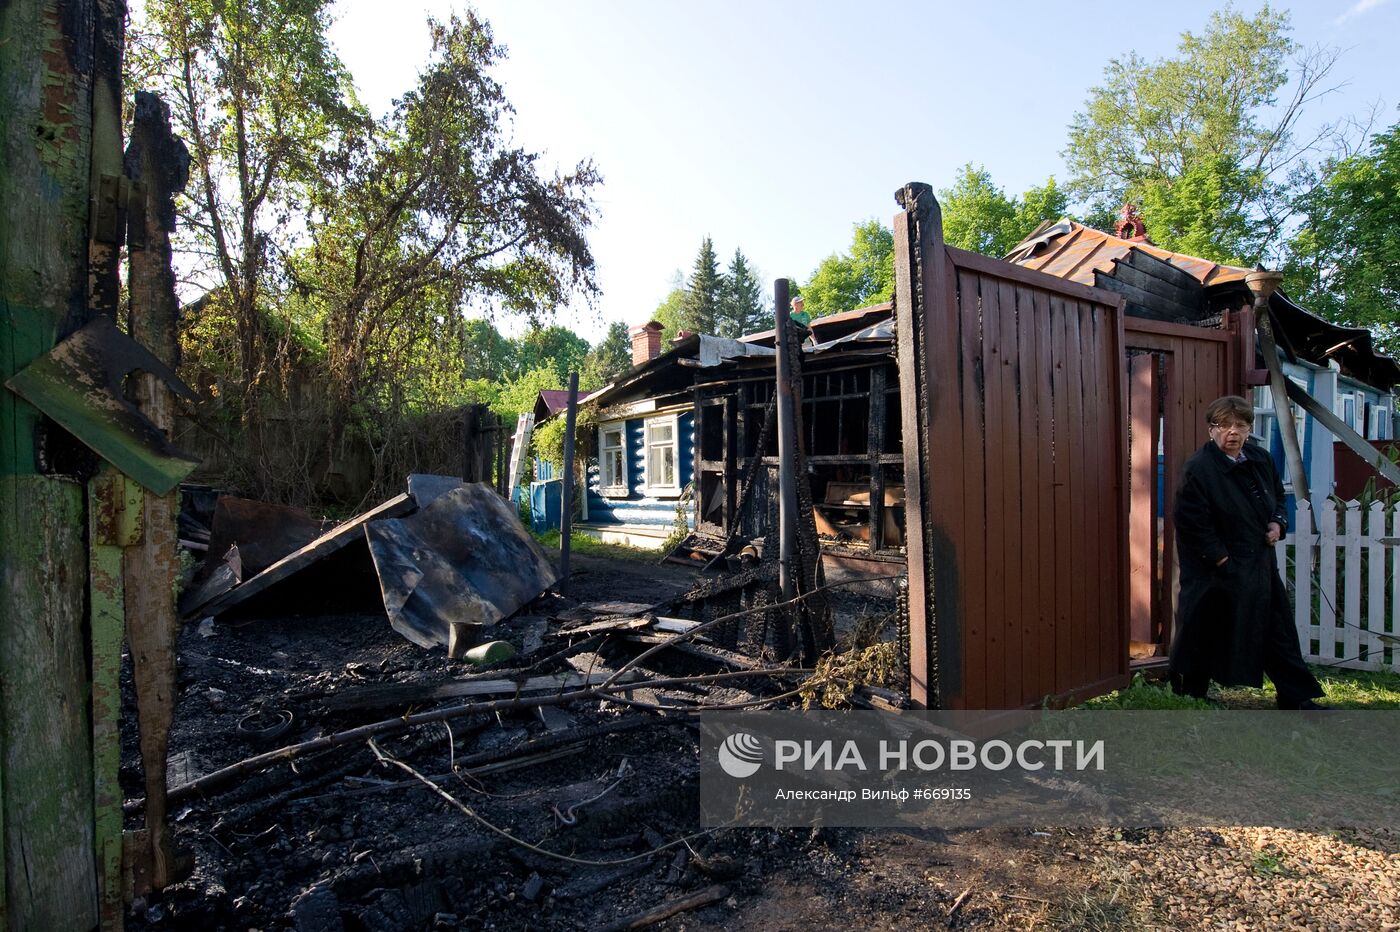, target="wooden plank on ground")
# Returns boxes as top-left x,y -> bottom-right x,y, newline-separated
552,616 -> 653,637
621,633 -> 766,670
322,671 -> 636,712
555,601 -> 657,622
